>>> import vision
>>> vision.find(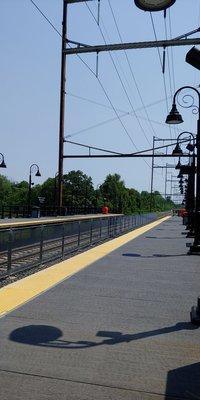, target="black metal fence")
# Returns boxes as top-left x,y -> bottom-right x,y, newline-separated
0,205 -> 102,219
0,212 -> 168,279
